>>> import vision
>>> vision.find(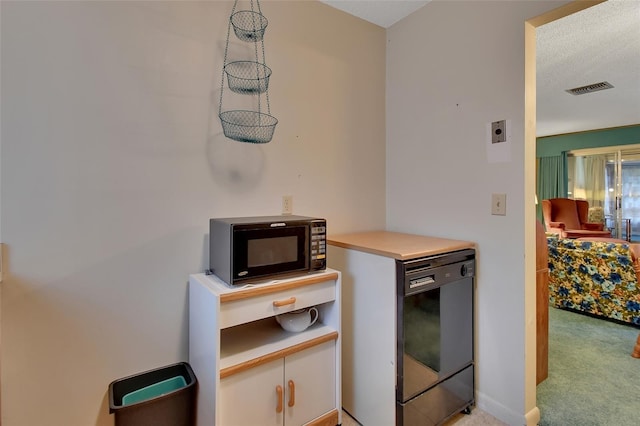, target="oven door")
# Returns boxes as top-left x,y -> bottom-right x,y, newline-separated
232,225 -> 309,281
